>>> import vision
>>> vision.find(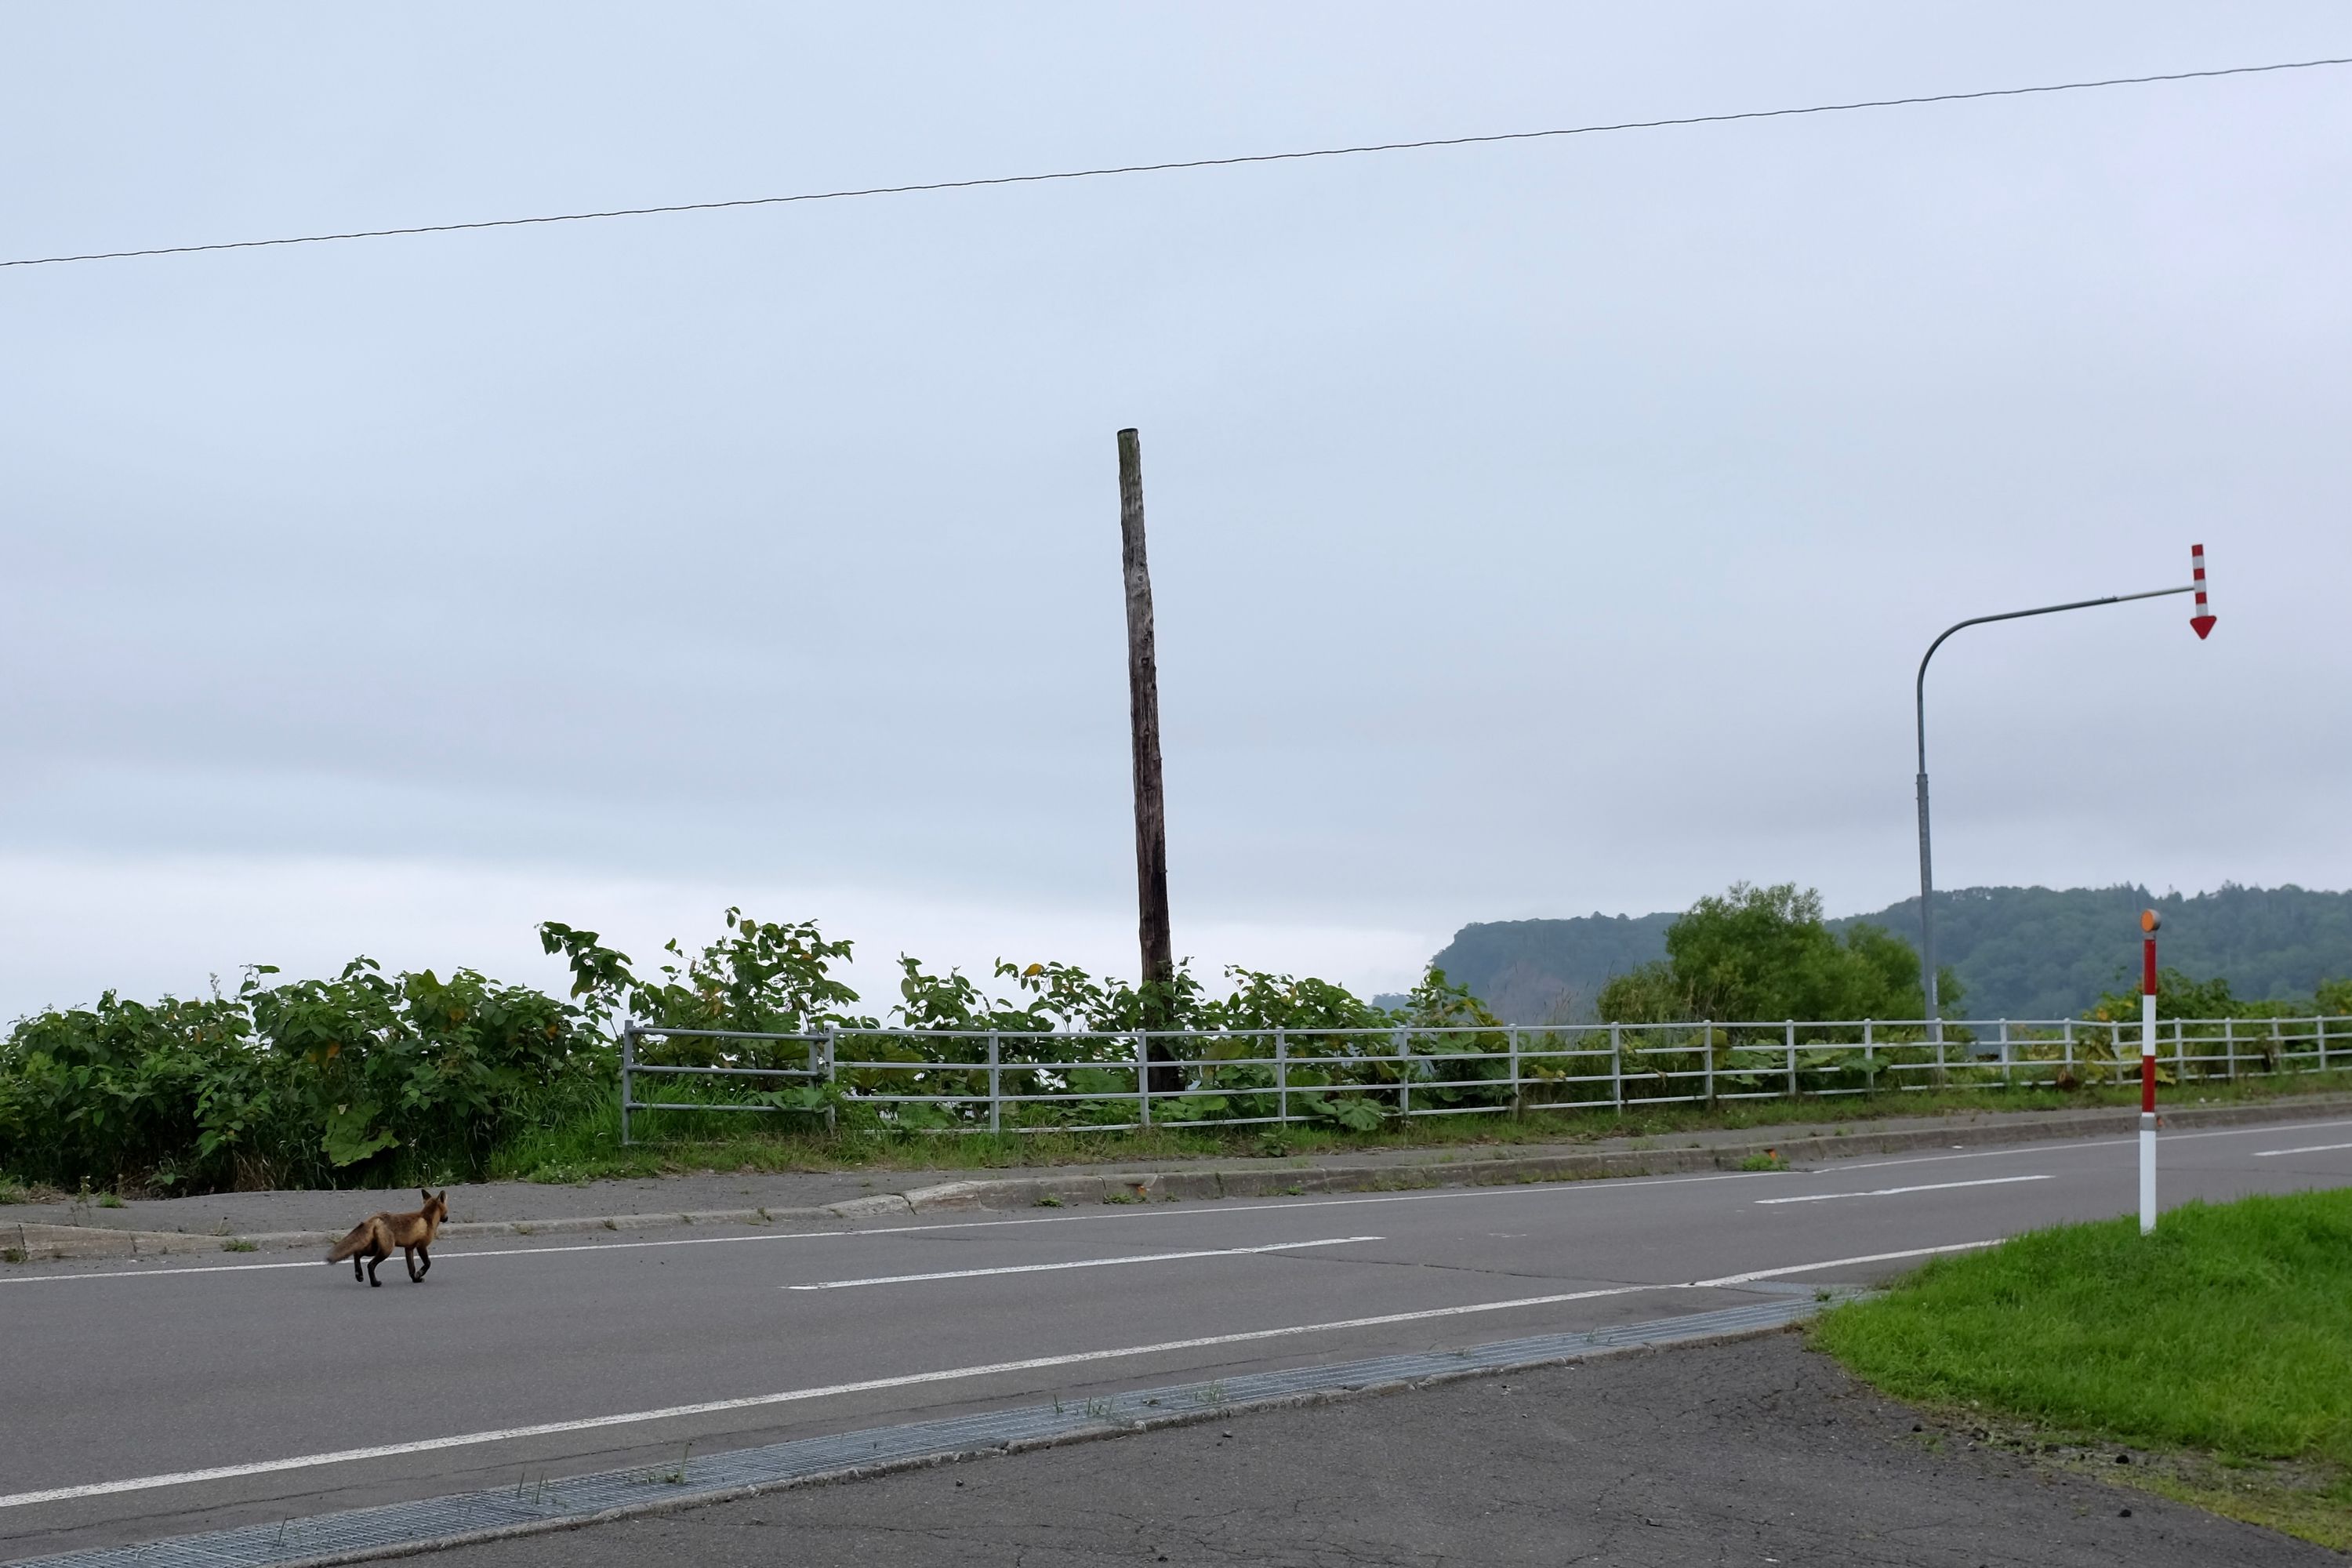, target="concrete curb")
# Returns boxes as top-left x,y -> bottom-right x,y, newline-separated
8,1094 -> 2345,1264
